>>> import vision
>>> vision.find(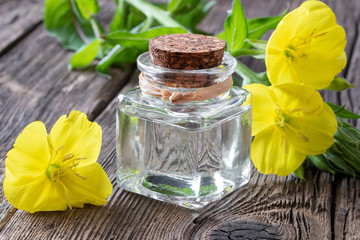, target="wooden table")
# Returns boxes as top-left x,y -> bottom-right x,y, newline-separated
0,0 -> 359,239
